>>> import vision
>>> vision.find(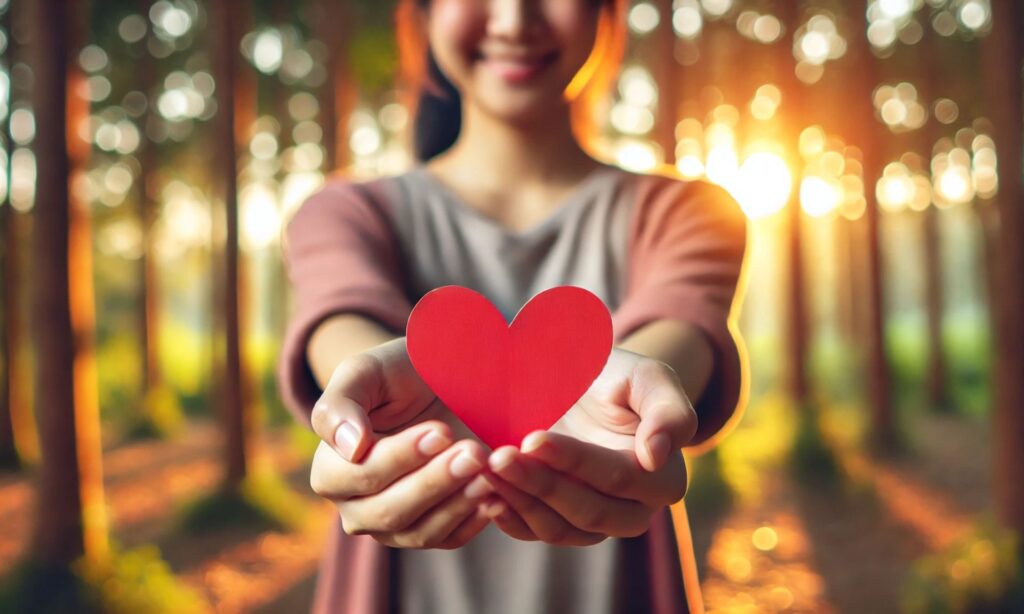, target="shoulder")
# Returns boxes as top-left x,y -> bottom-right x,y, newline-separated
285,173 -> 406,240
622,167 -> 747,241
